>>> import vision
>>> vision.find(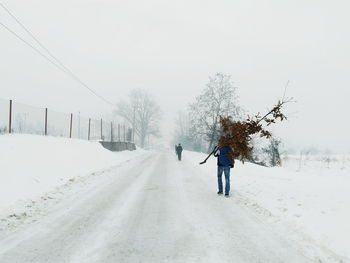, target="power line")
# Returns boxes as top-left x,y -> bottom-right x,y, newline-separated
0,20 -> 114,106
0,3 -> 114,106
0,21 -> 65,72
0,2 -> 70,72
